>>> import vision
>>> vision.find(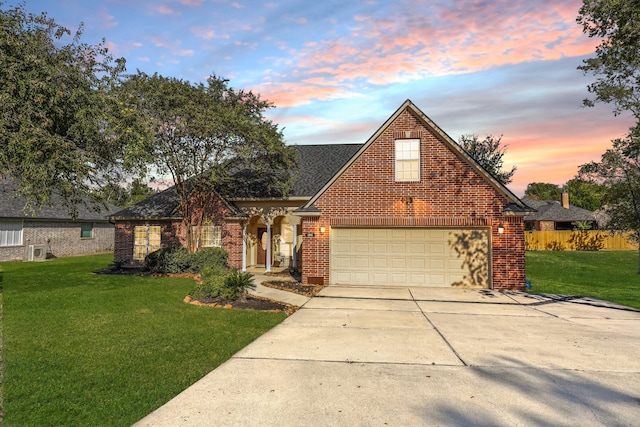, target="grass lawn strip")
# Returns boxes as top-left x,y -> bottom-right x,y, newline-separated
3,254 -> 286,427
526,250 -> 640,310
